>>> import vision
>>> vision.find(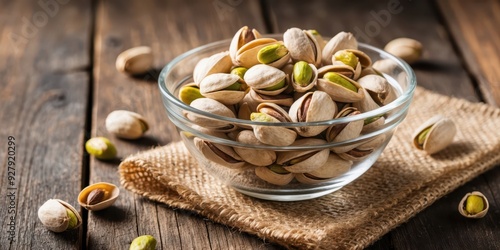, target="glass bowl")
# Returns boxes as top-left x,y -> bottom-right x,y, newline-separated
158,35 -> 416,201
